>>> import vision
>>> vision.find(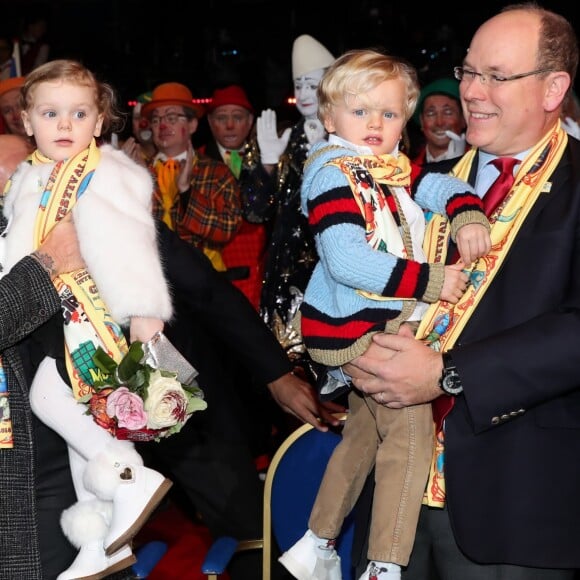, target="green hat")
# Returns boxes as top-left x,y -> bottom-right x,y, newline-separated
413,78 -> 460,125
